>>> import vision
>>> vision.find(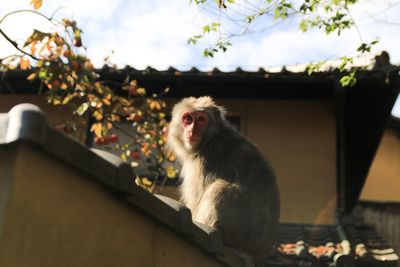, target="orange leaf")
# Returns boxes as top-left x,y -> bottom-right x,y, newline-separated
149,100 -> 161,110
31,40 -> 37,55
90,123 -> 102,137
30,0 -> 42,10
19,58 -> 31,70
93,110 -> 103,121
27,72 -> 37,81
